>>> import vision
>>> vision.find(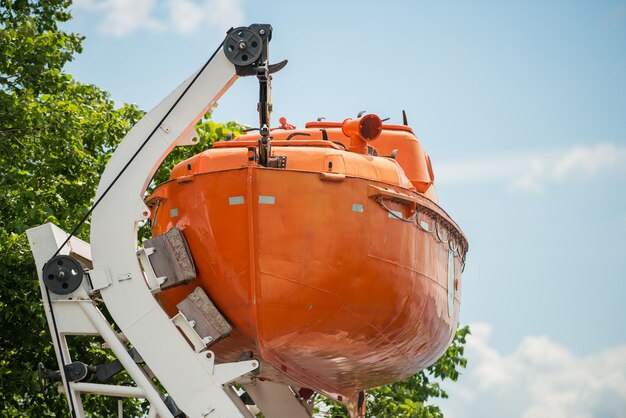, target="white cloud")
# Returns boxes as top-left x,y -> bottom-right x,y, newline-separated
74,0 -> 244,37
436,143 -> 626,193
552,144 -> 625,181
74,0 -> 164,37
166,0 -> 244,35
167,0 -> 205,34
440,323 -> 626,418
